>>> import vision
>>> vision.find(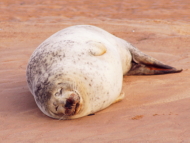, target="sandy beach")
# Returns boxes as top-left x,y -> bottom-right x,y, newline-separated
0,0 -> 190,142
